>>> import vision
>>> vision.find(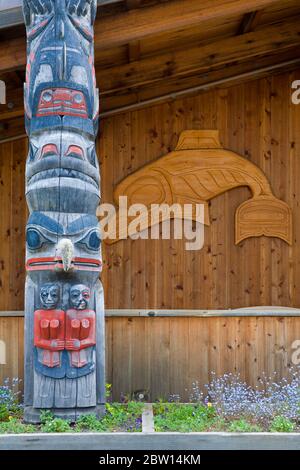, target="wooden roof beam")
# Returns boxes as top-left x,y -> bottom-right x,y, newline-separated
126,0 -> 142,62
95,0 -> 284,50
95,18 -> 300,94
126,0 -> 142,9
0,0 -> 285,73
237,10 -> 263,35
1,17 -> 300,124
2,54 -> 300,142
